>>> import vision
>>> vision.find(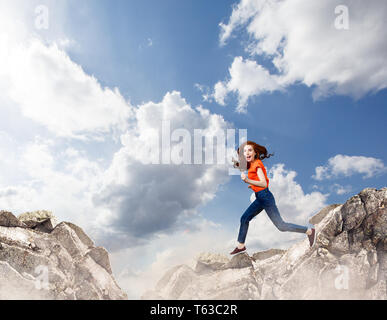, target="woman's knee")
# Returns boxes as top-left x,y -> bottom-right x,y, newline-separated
275,221 -> 289,232
240,215 -> 249,225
